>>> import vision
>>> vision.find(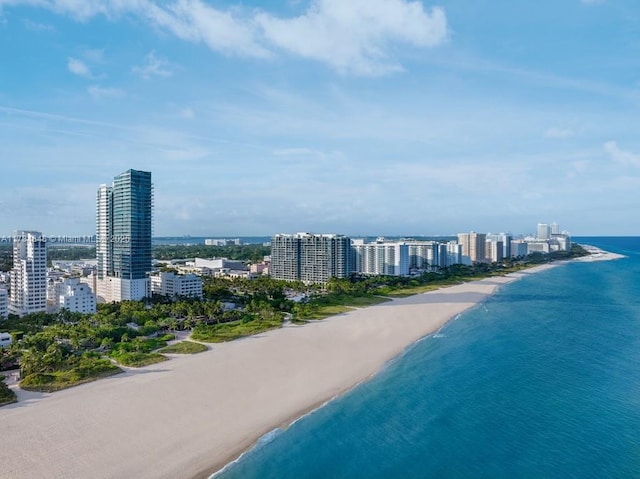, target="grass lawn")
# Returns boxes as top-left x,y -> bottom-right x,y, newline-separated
191,319 -> 283,343
110,352 -> 168,368
296,294 -> 392,321
342,295 -> 392,307
158,341 -> 208,354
